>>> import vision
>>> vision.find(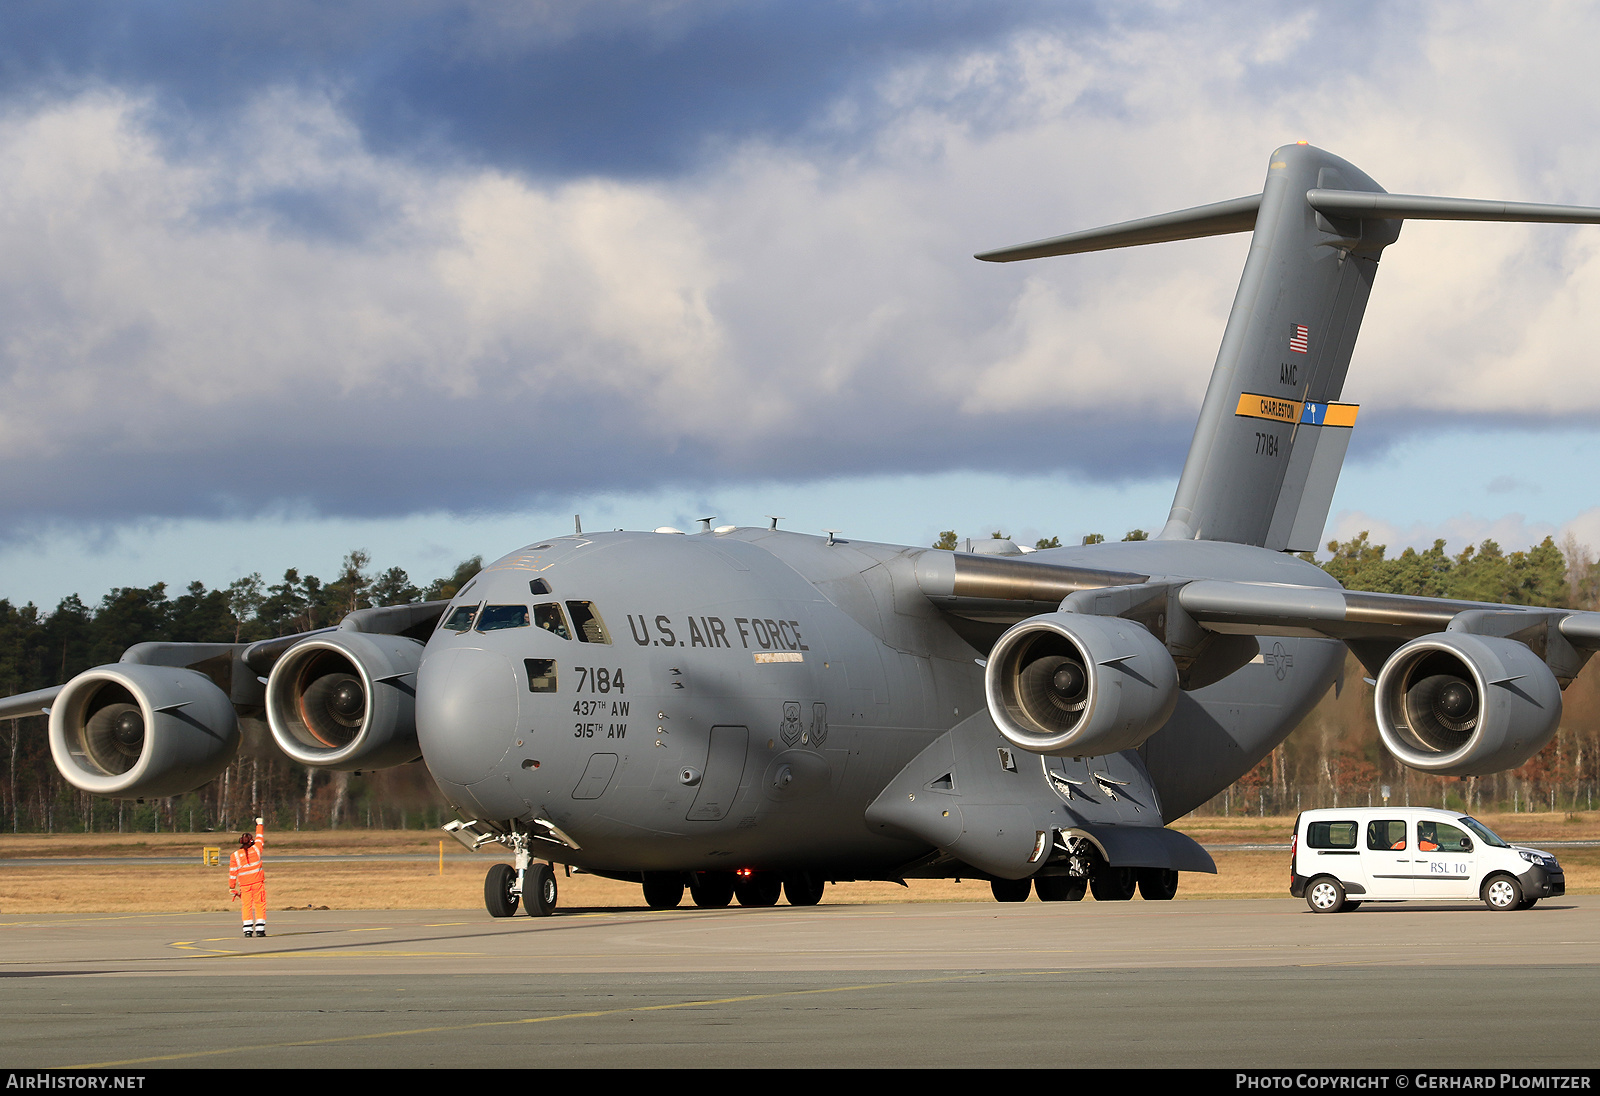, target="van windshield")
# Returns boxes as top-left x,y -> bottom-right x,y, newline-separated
1459,816 -> 1510,848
